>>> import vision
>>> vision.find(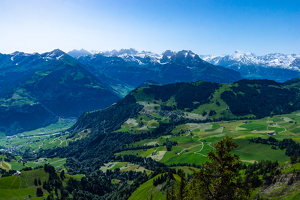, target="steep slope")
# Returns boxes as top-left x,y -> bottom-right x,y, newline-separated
291,58 -> 300,69
201,51 -> 300,82
0,49 -> 120,135
73,49 -> 242,90
53,78 -> 300,141
157,50 -> 242,84
63,78 -> 300,142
